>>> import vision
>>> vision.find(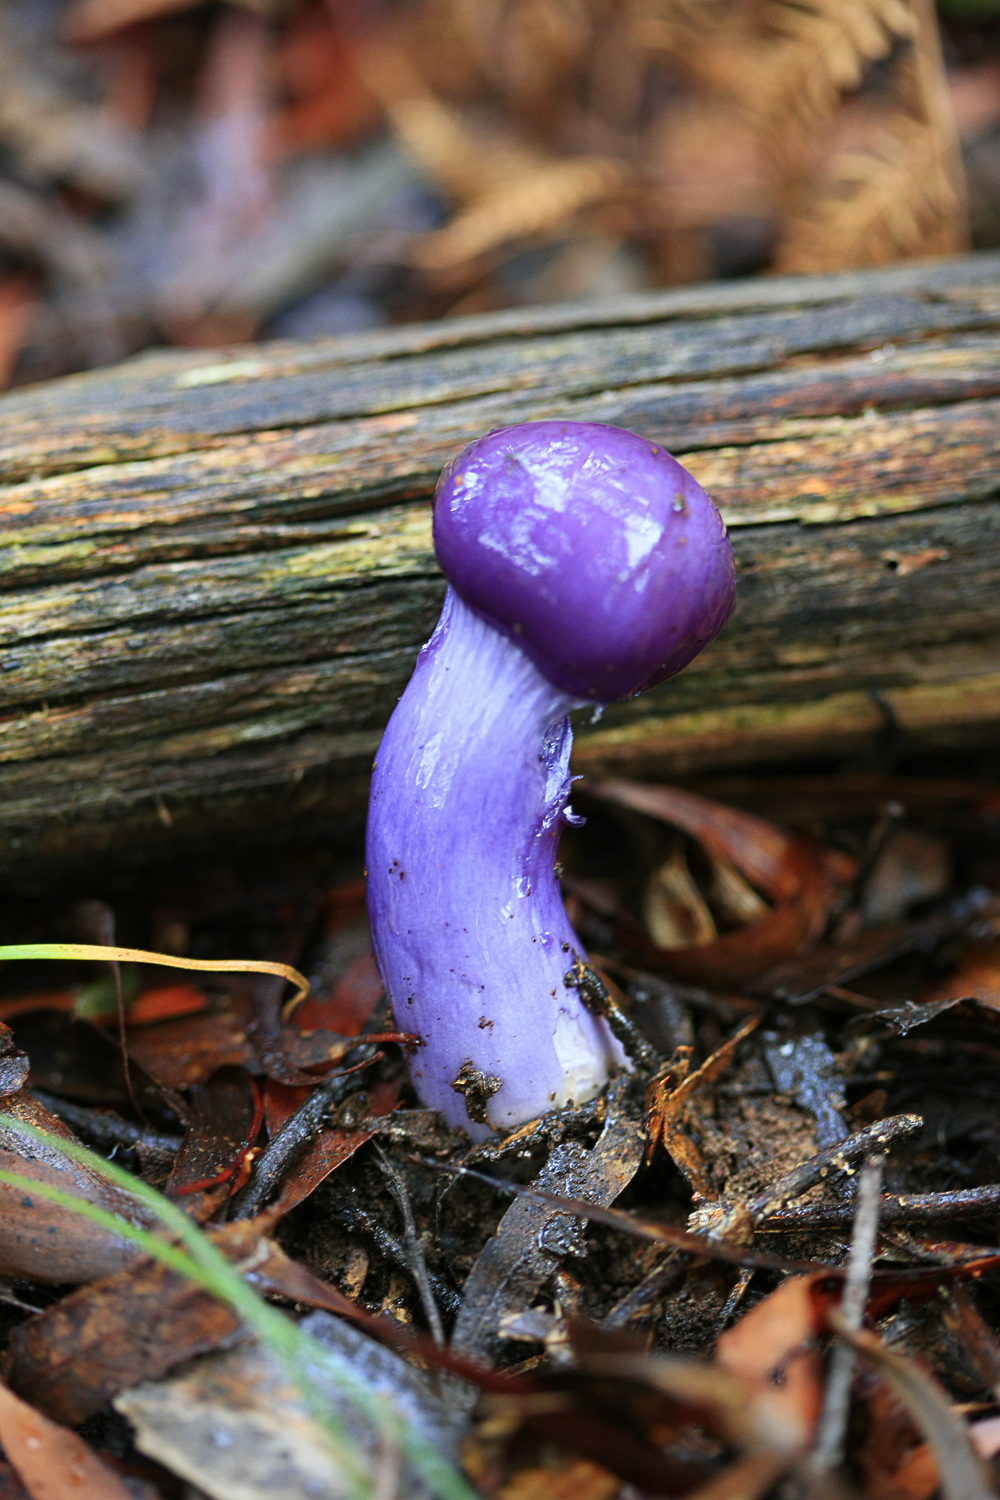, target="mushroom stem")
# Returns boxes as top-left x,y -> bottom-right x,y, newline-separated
367,587 -> 621,1138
